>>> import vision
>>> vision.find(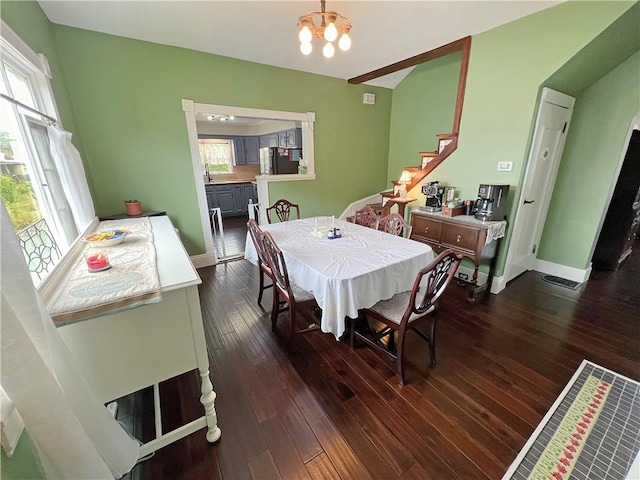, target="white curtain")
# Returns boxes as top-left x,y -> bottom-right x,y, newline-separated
47,125 -> 95,232
0,202 -> 139,479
